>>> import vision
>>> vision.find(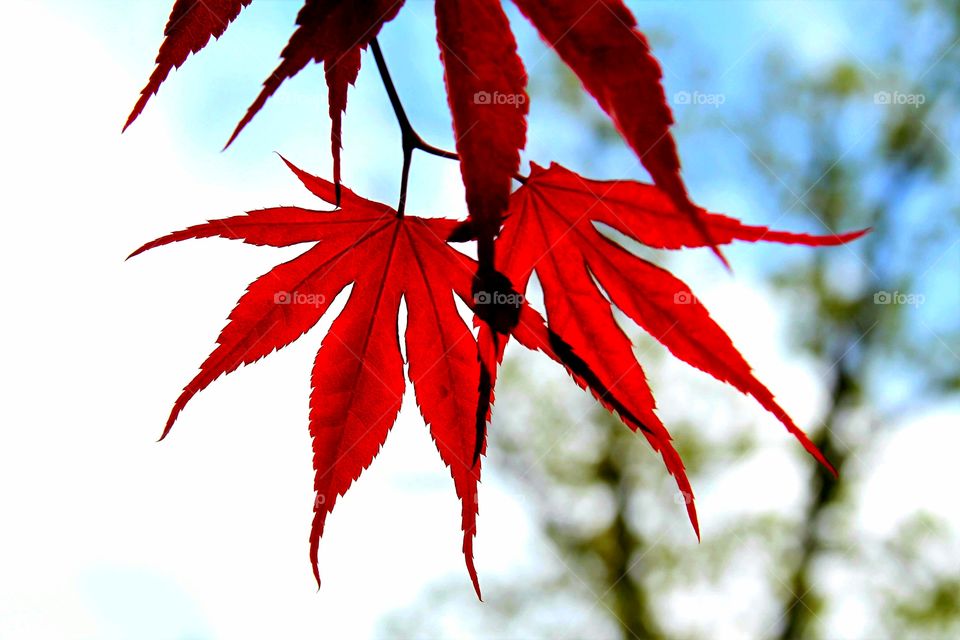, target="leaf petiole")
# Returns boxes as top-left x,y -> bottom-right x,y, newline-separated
369,38 -> 525,215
